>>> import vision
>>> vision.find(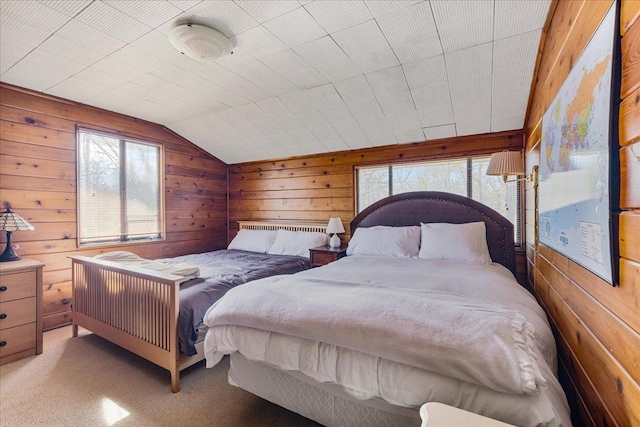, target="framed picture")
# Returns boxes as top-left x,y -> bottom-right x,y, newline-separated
538,2 -> 619,285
